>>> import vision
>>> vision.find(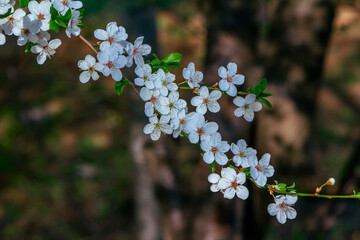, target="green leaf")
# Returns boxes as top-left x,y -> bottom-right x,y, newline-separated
0,8 -> 12,19
55,19 -> 67,28
50,6 -> 59,19
258,97 -> 272,108
25,42 -> 35,54
62,9 -> 72,22
250,79 -> 267,97
210,163 -> 216,173
19,0 -> 30,8
288,182 -> 296,189
242,168 -> 250,177
162,53 -> 182,64
49,21 -> 59,33
259,92 -> 272,98
114,79 -> 129,96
